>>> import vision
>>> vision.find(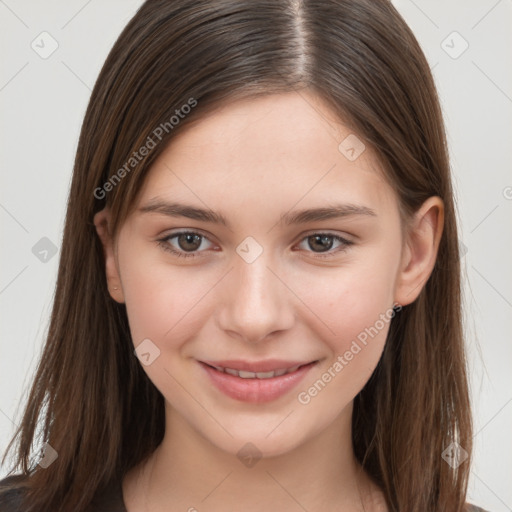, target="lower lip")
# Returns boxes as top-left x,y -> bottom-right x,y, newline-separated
198,361 -> 317,403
